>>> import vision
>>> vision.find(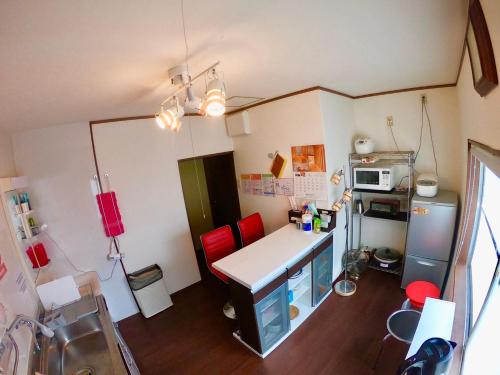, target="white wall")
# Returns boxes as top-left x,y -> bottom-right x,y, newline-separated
319,91 -> 355,278
232,90 -> 356,279
232,91 -> 327,234
455,2 -> 500,373
91,116 -> 232,297
13,122 -> 138,321
12,116 -> 232,321
456,0 -> 500,189
353,87 -> 461,191
0,201 -> 39,375
0,130 -> 16,177
0,130 -> 39,375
